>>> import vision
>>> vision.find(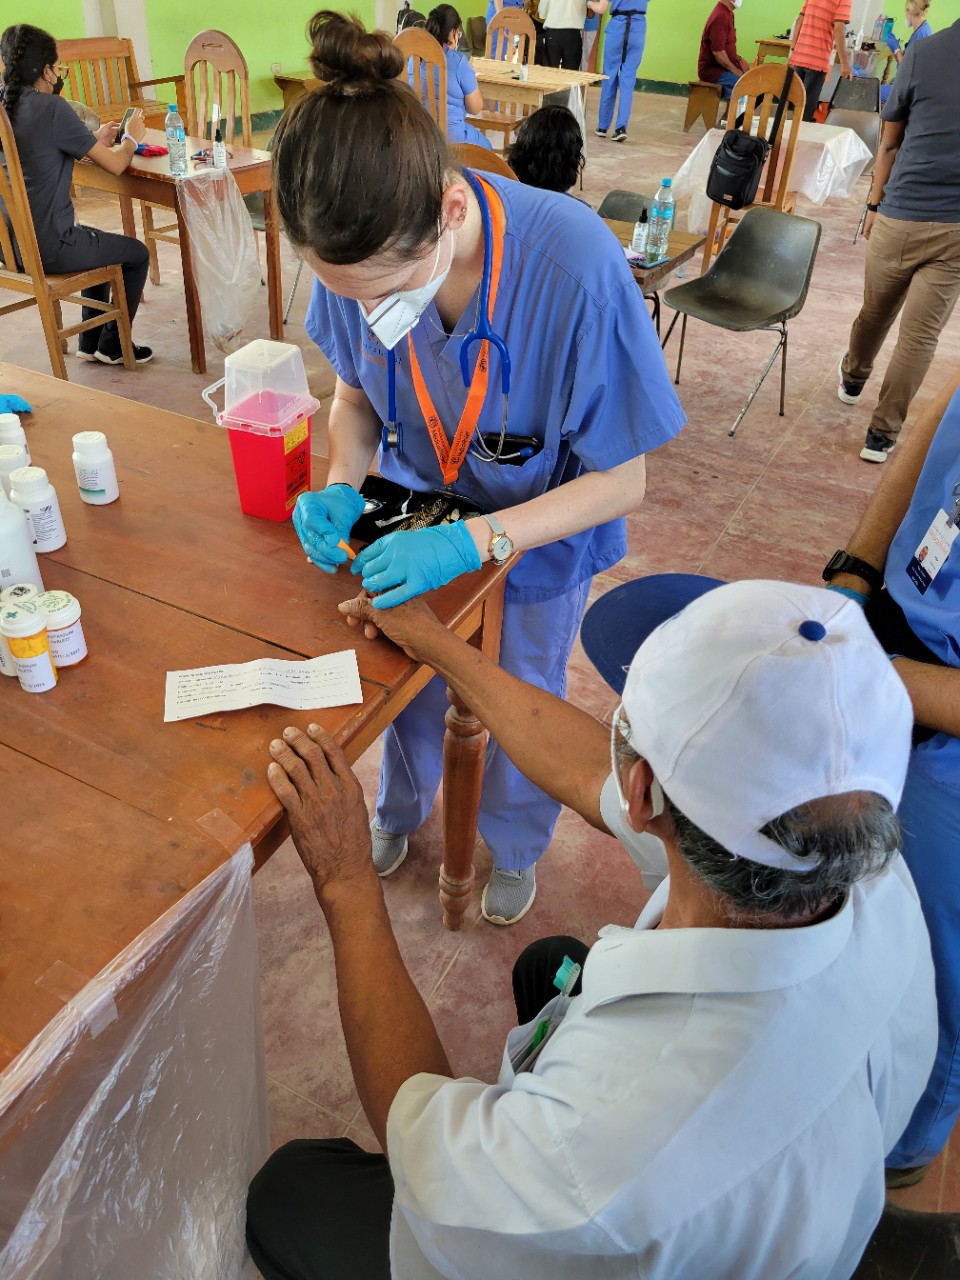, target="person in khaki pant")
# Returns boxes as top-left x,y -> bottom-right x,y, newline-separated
839,18 -> 960,464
